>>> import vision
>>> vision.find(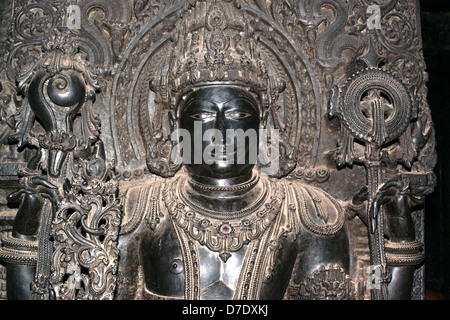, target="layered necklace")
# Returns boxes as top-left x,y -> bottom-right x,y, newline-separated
163,175 -> 284,262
